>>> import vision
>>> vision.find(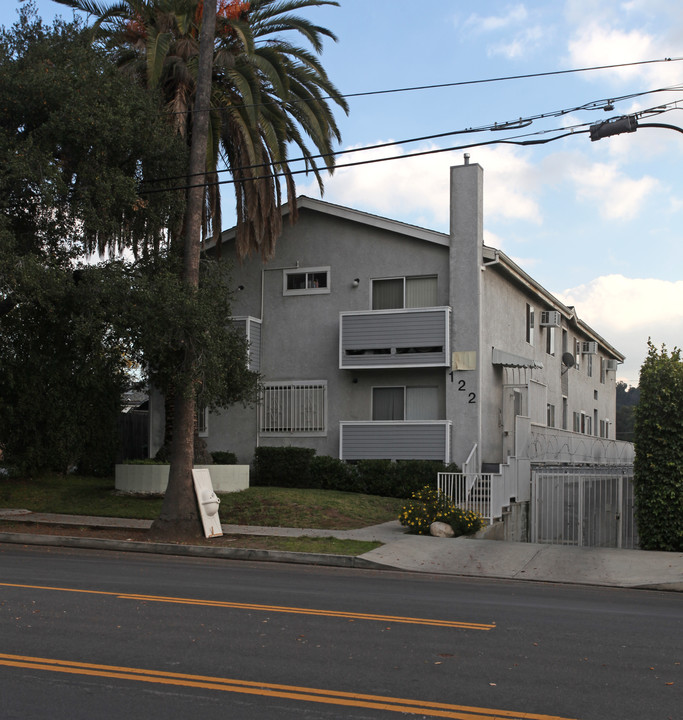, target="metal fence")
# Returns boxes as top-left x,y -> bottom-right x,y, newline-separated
531,466 -> 638,548
437,473 -> 492,522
